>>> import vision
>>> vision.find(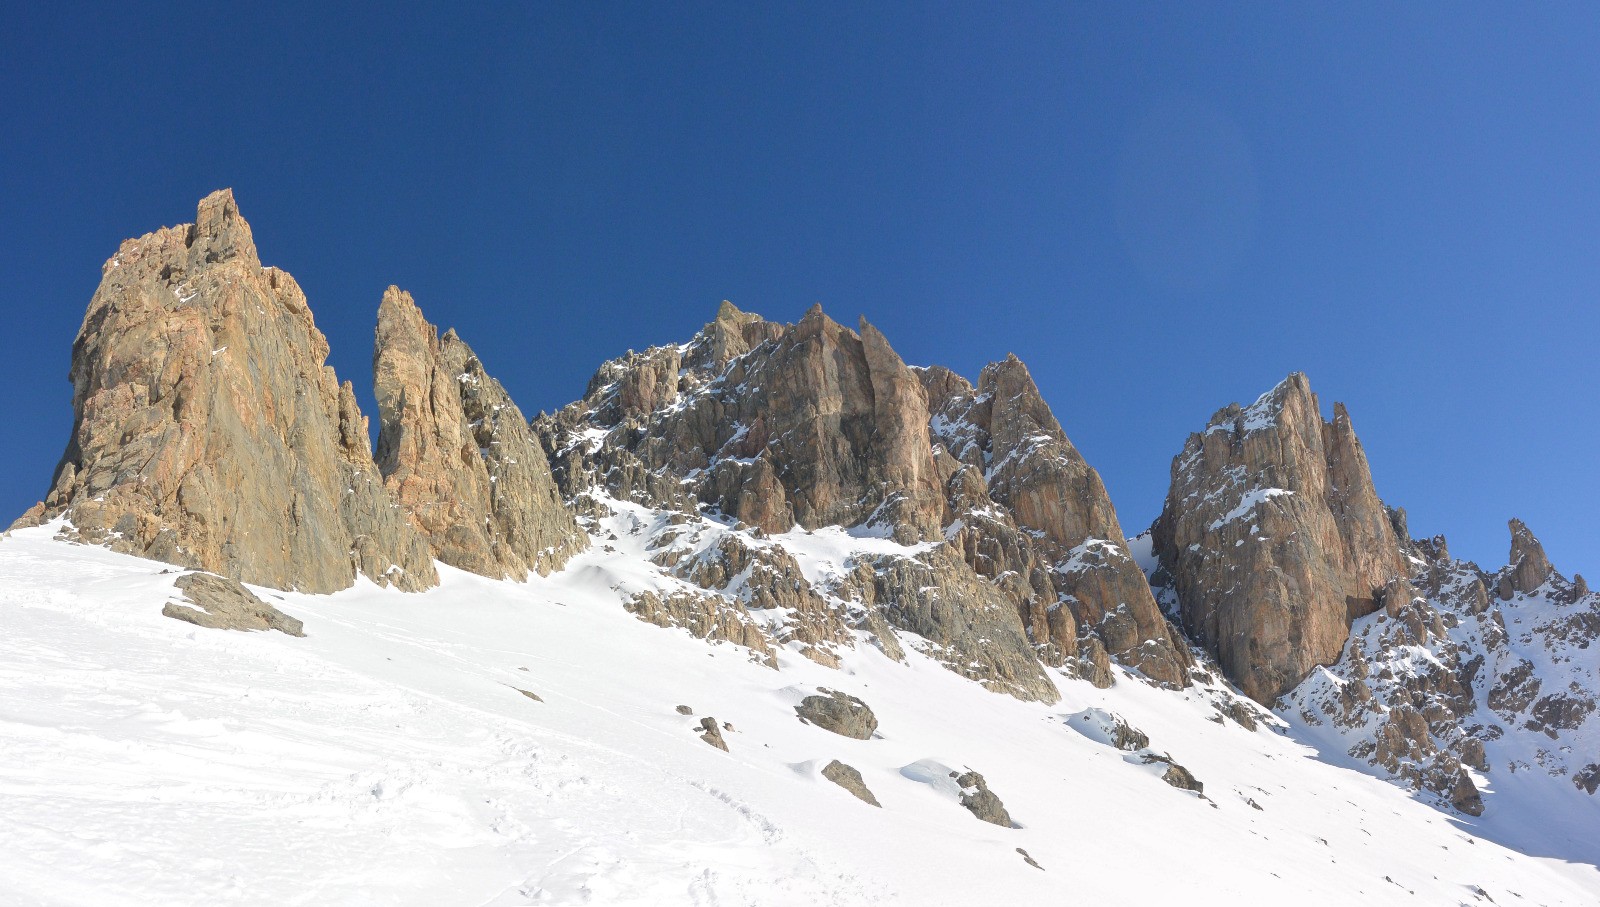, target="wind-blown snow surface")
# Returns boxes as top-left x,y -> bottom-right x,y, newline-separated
2,522 -> 1597,906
